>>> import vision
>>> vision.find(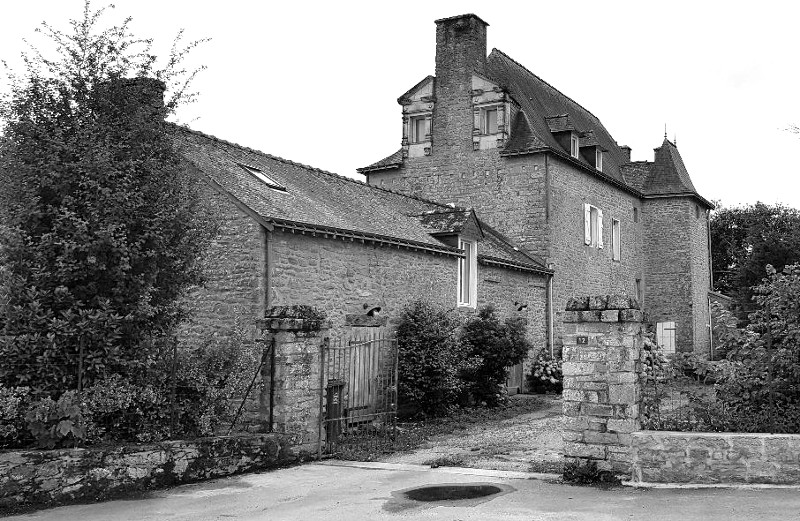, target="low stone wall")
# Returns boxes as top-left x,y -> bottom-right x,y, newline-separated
0,434 -> 296,511
631,431 -> 800,485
